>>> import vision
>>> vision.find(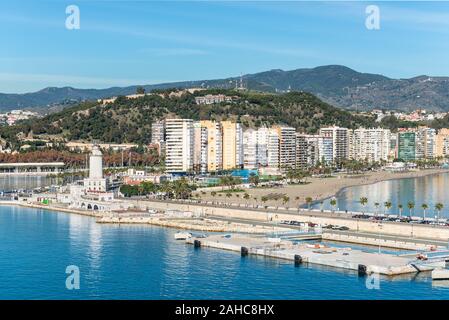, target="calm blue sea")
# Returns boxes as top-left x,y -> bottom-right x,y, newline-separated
312,172 -> 449,219
1,204 -> 449,299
